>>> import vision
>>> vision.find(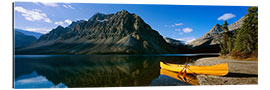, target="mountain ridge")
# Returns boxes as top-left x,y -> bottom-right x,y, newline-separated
187,24 -> 222,48
14,31 -> 37,49
16,10 -> 175,55
14,28 -> 43,39
185,16 -> 245,53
